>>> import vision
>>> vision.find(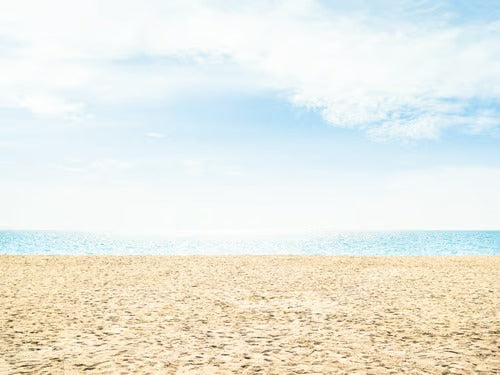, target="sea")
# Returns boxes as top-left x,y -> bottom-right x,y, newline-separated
0,230 -> 498,256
